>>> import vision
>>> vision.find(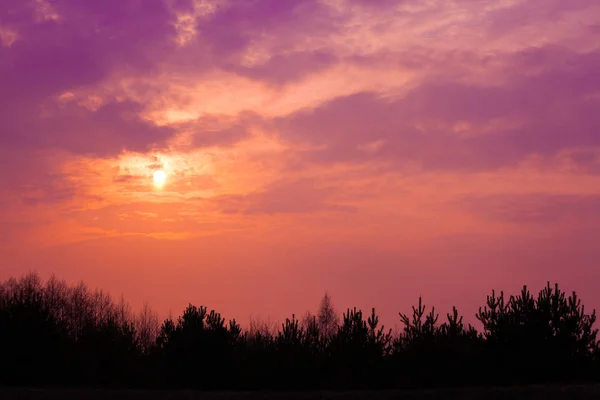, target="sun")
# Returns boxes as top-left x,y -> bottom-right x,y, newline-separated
153,170 -> 167,188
